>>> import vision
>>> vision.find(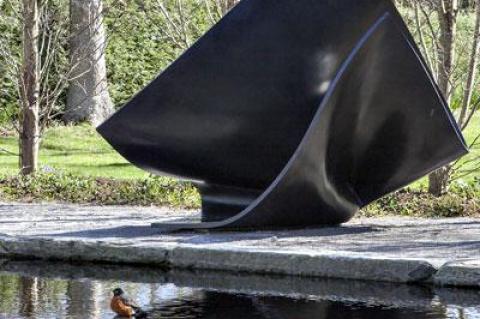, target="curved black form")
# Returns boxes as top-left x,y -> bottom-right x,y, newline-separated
98,0 -> 468,230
